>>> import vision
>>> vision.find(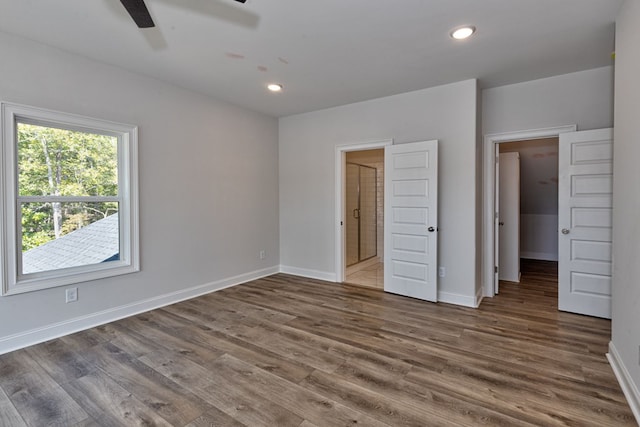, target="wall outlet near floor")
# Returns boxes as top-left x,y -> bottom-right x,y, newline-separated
438,266 -> 446,278
65,287 -> 78,303
259,250 -> 266,260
